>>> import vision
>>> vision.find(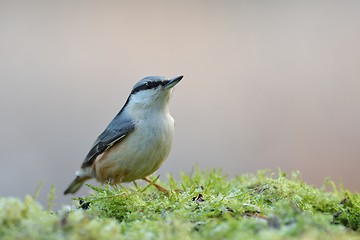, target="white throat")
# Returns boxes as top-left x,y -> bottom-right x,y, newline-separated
125,89 -> 172,120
